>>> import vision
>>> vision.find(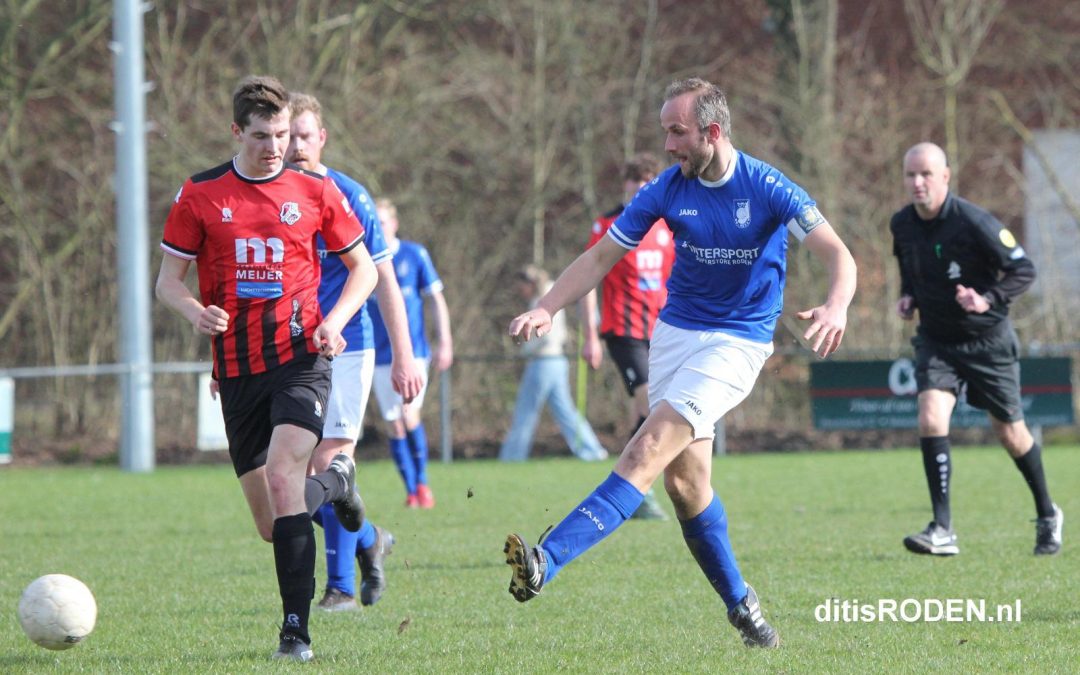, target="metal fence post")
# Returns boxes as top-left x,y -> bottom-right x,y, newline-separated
713,418 -> 726,456
440,367 -> 452,462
